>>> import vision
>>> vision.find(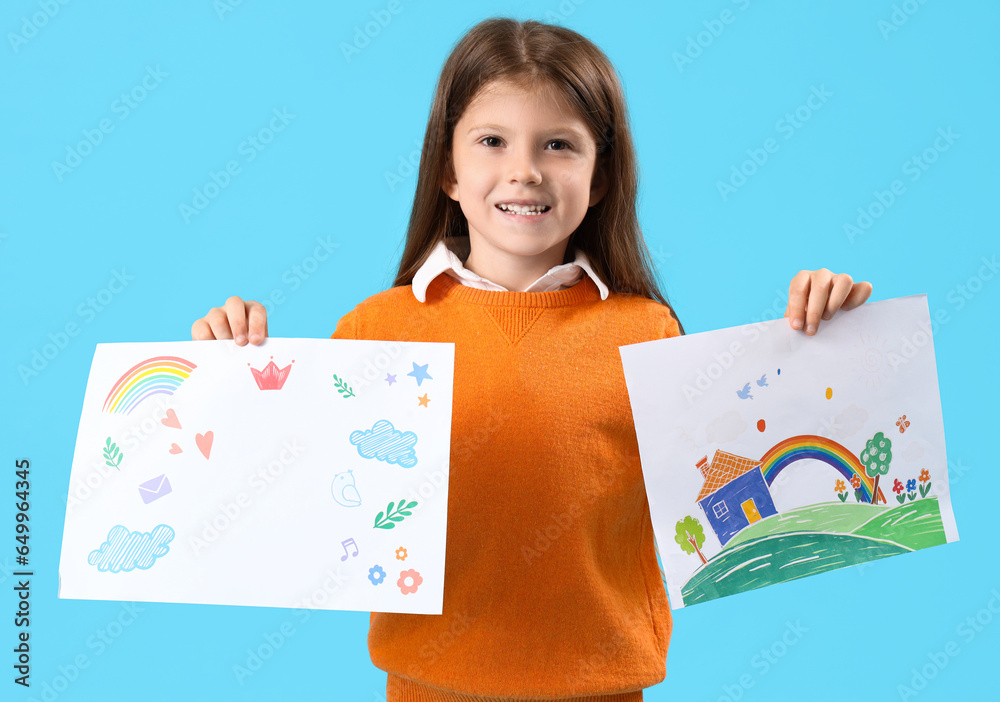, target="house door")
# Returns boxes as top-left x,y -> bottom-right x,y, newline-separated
741,498 -> 762,523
